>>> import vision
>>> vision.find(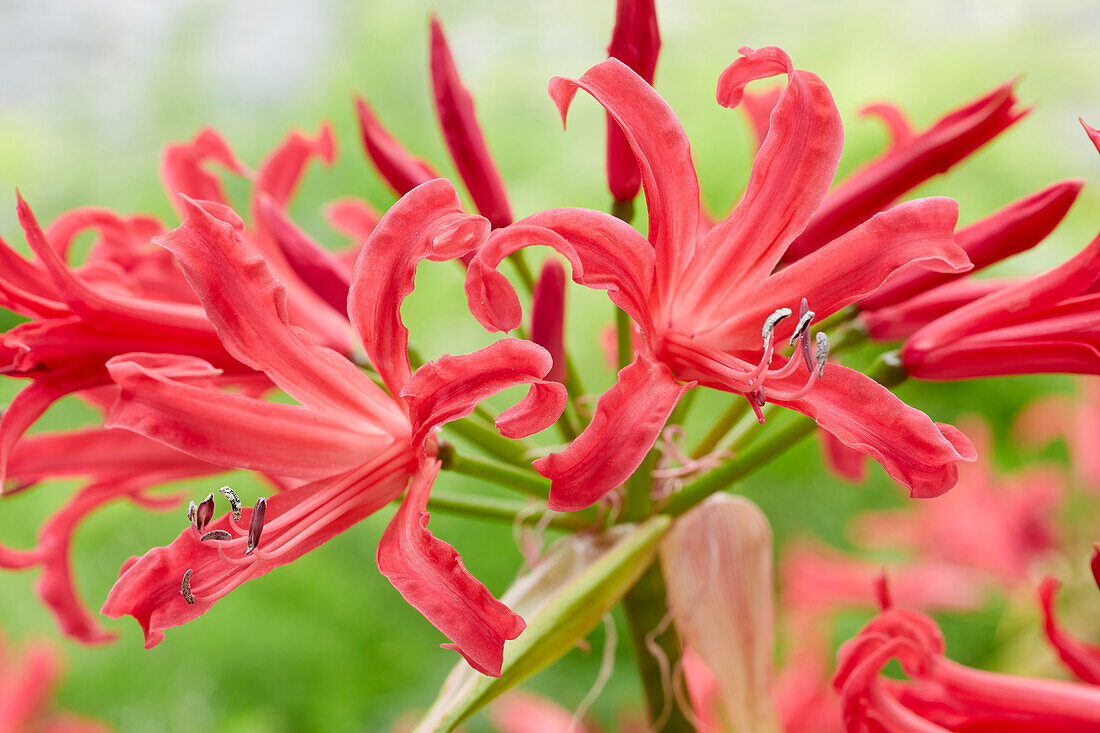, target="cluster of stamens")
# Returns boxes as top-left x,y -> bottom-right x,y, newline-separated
181,486 -> 267,605
742,297 -> 829,421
